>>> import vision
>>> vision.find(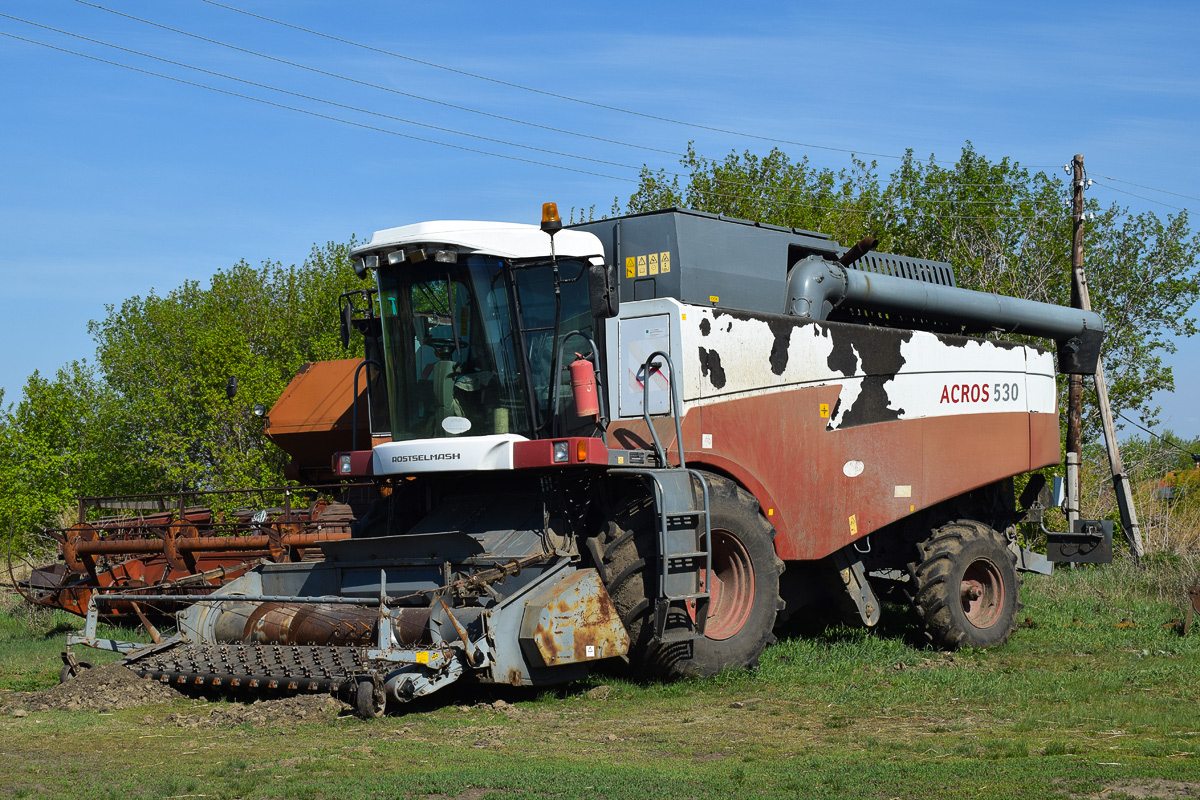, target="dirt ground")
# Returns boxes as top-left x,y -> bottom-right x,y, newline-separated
2,663 -> 349,725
